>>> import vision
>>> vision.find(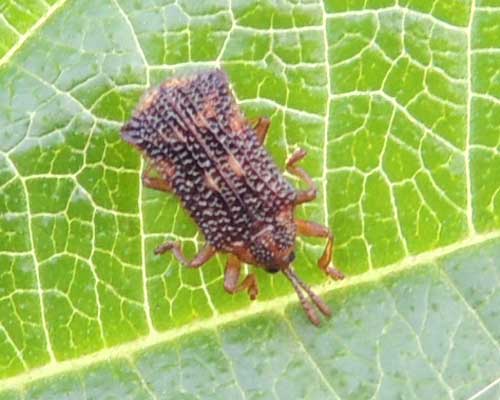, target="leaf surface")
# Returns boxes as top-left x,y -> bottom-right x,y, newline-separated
0,0 -> 499,398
